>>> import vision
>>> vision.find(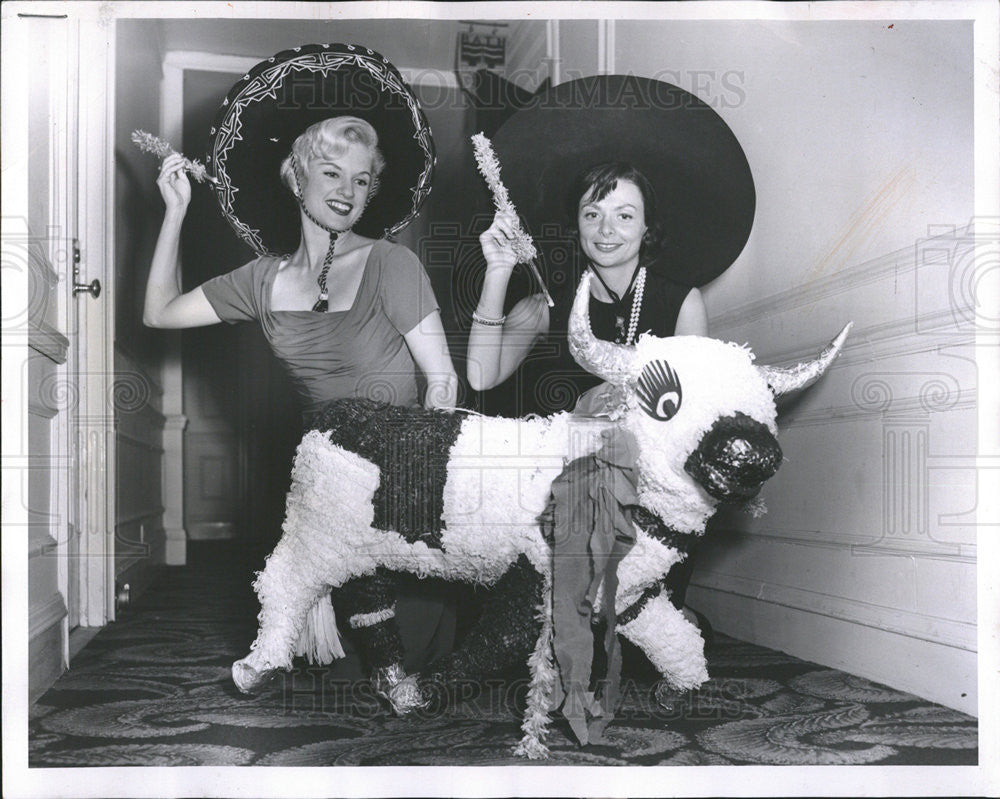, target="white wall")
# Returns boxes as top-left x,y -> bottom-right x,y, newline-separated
555,18 -> 977,713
